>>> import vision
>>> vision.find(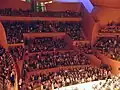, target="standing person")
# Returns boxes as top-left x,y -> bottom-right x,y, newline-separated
10,69 -> 15,86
